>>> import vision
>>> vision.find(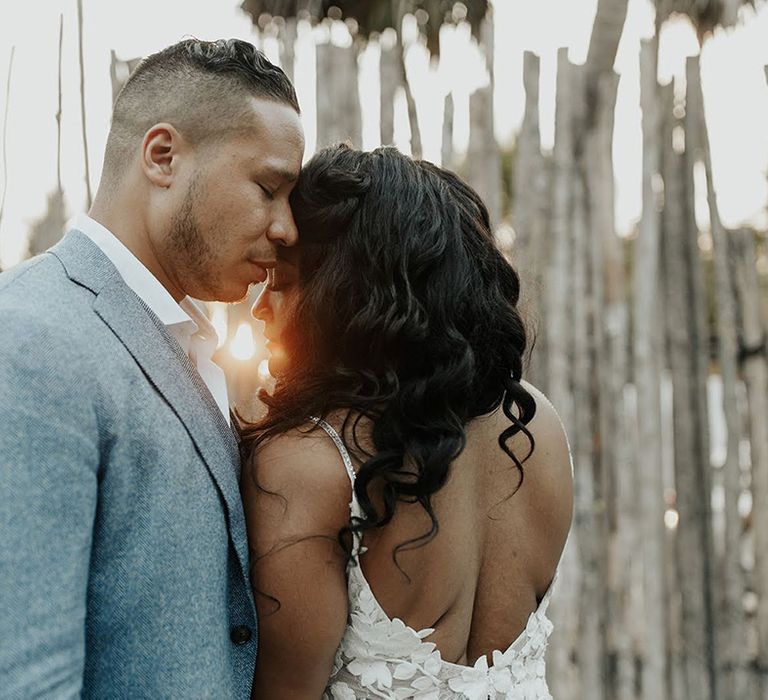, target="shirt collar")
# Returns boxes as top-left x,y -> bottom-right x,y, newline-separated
72,214 -> 218,343
180,297 -> 218,348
